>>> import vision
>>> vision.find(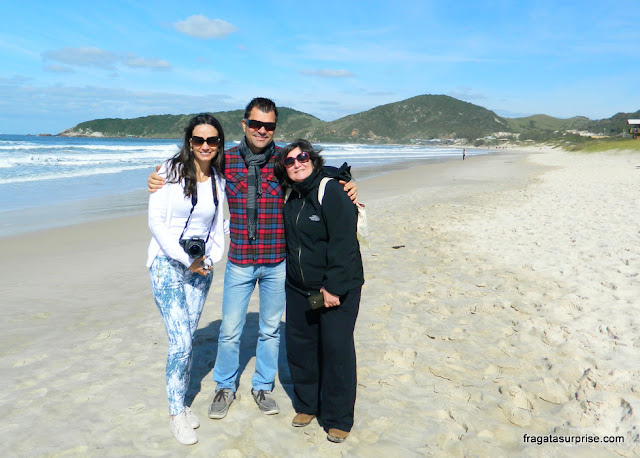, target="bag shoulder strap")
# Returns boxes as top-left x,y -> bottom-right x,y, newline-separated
284,177 -> 333,204
317,177 -> 333,205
